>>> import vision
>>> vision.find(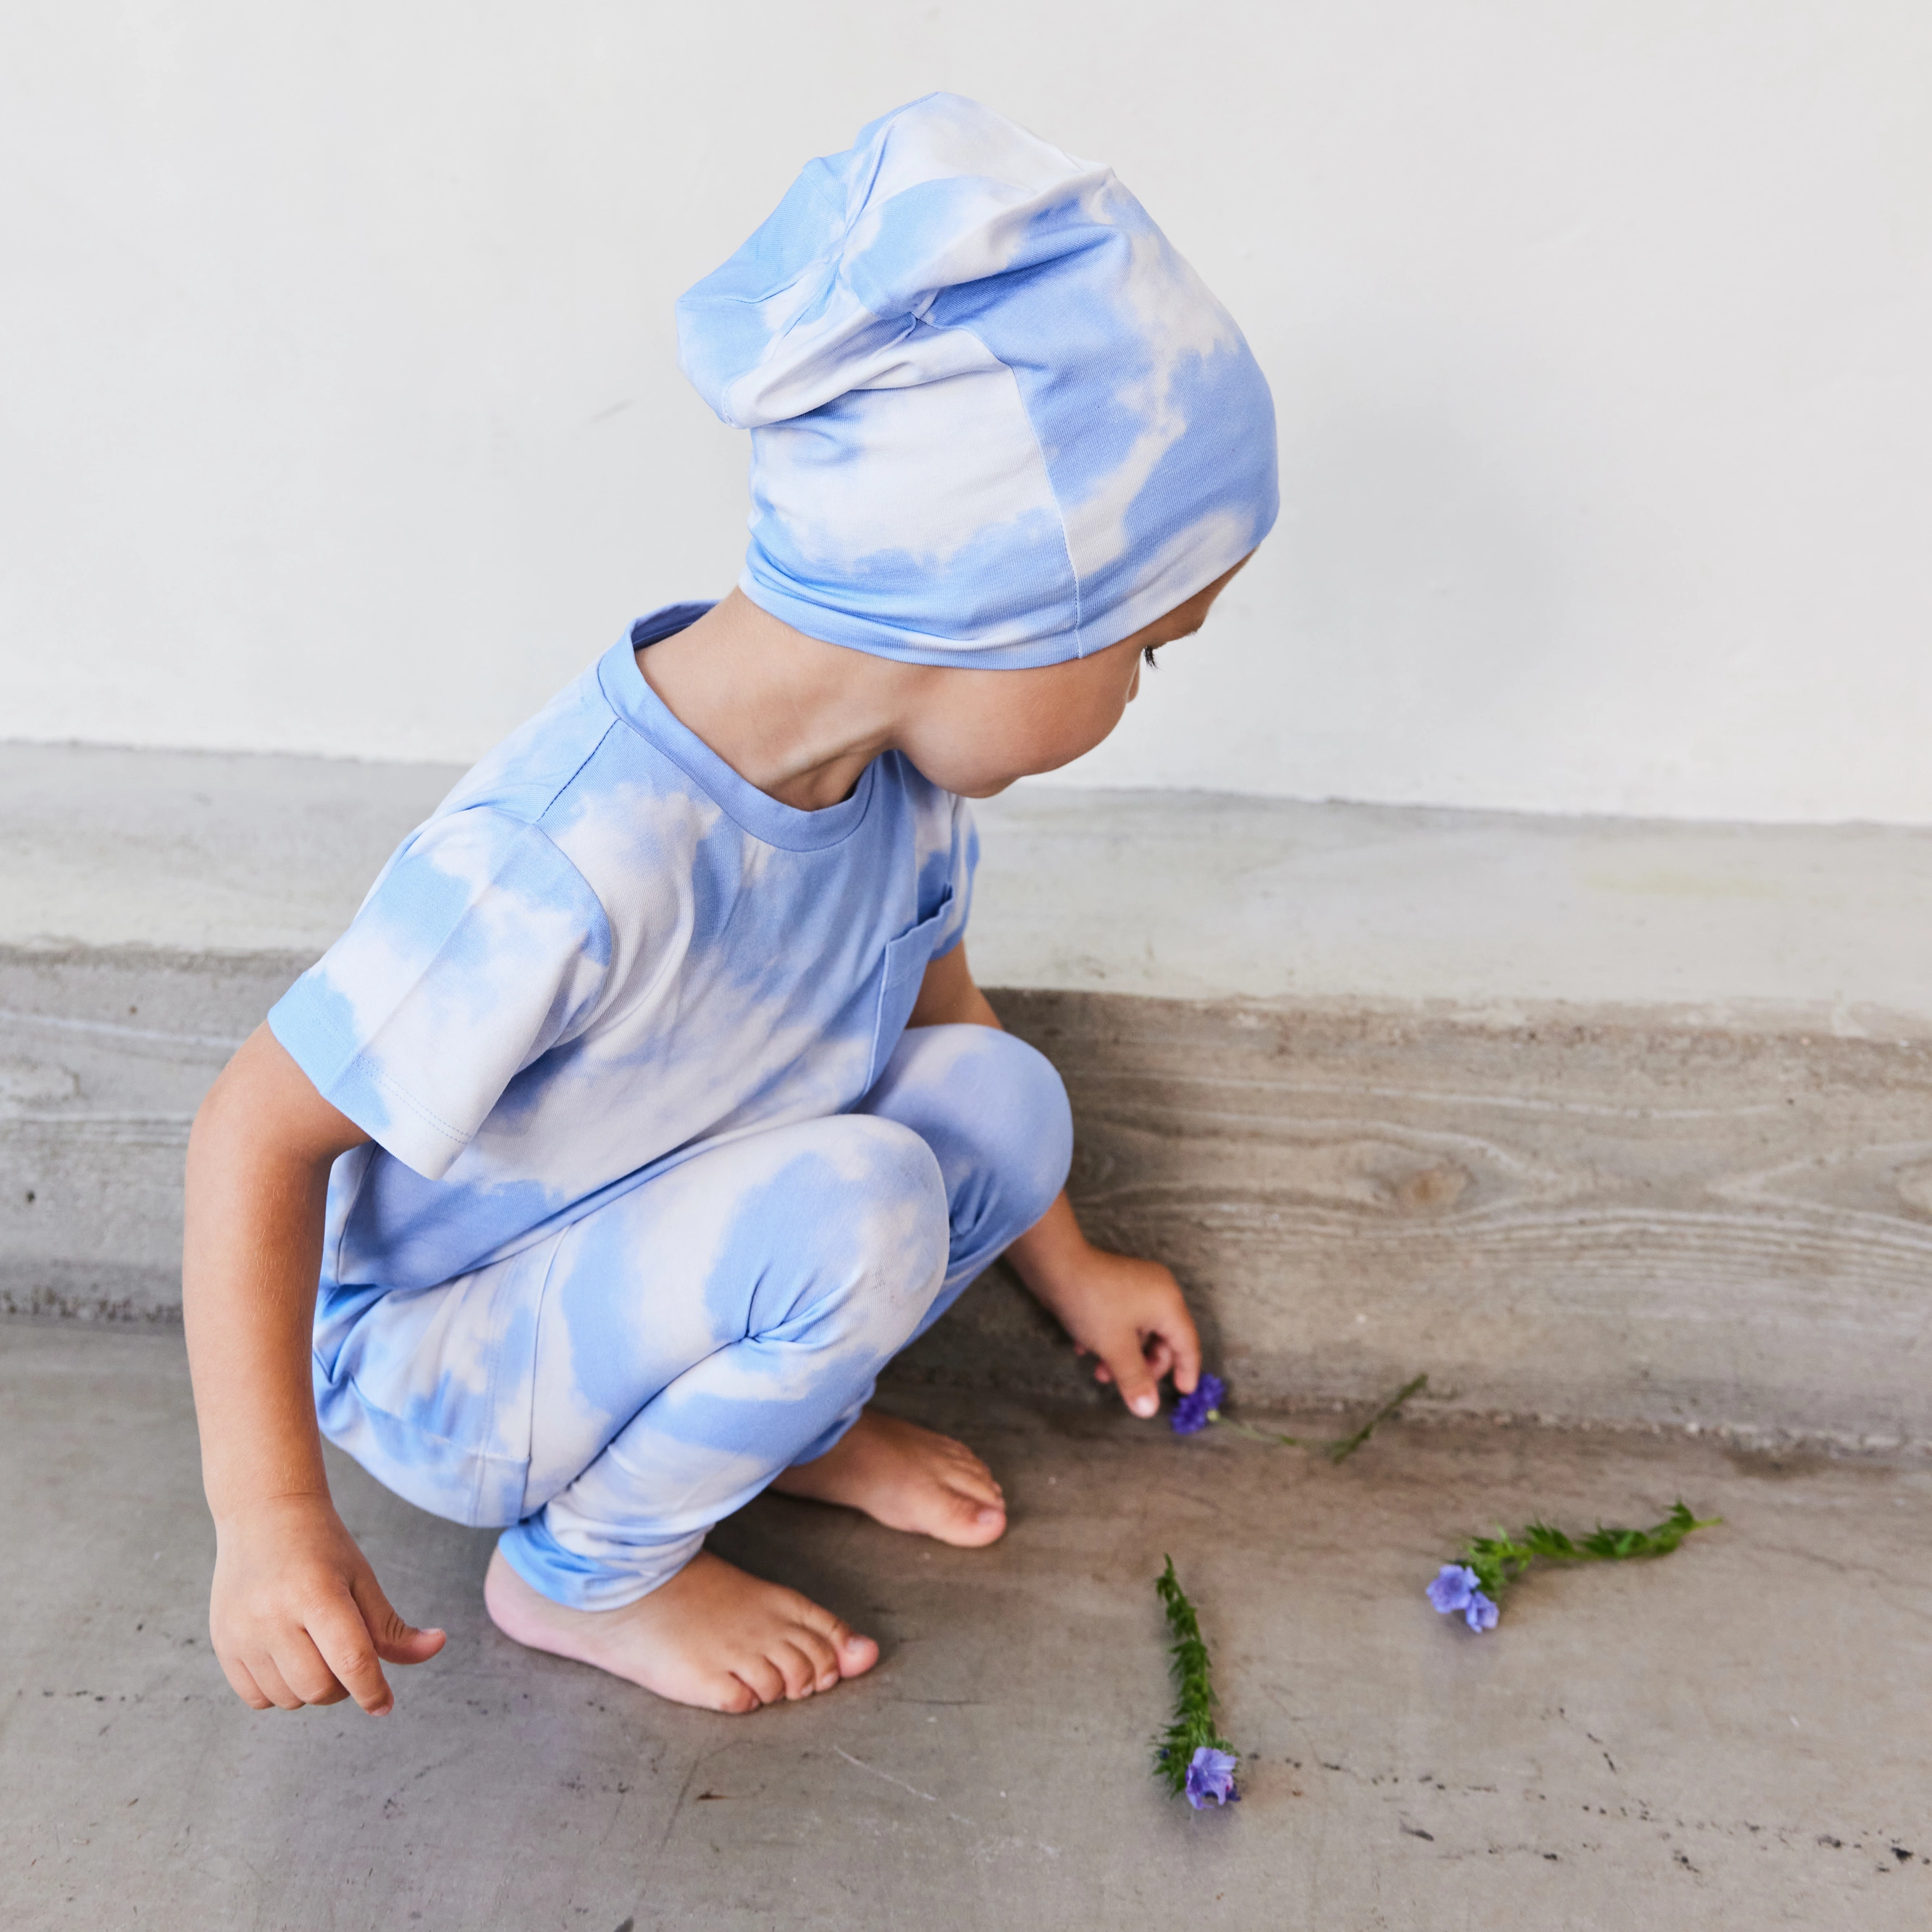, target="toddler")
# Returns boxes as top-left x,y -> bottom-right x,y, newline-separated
183,94 -> 1278,1716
